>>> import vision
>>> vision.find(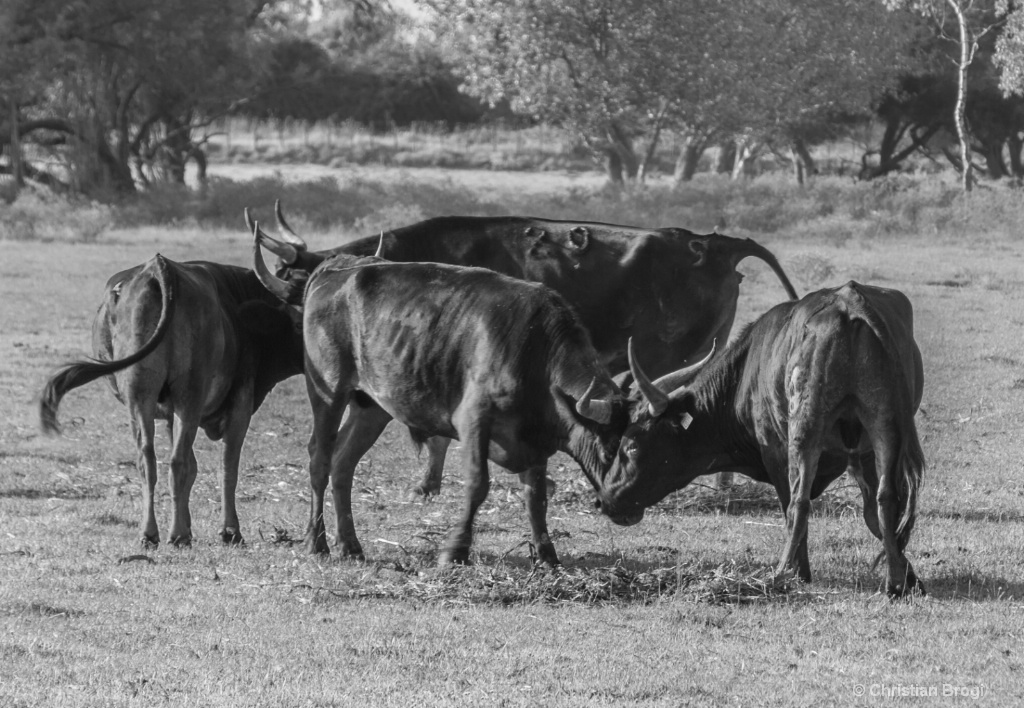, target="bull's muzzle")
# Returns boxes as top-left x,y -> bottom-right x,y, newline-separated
595,497 -> 645,526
